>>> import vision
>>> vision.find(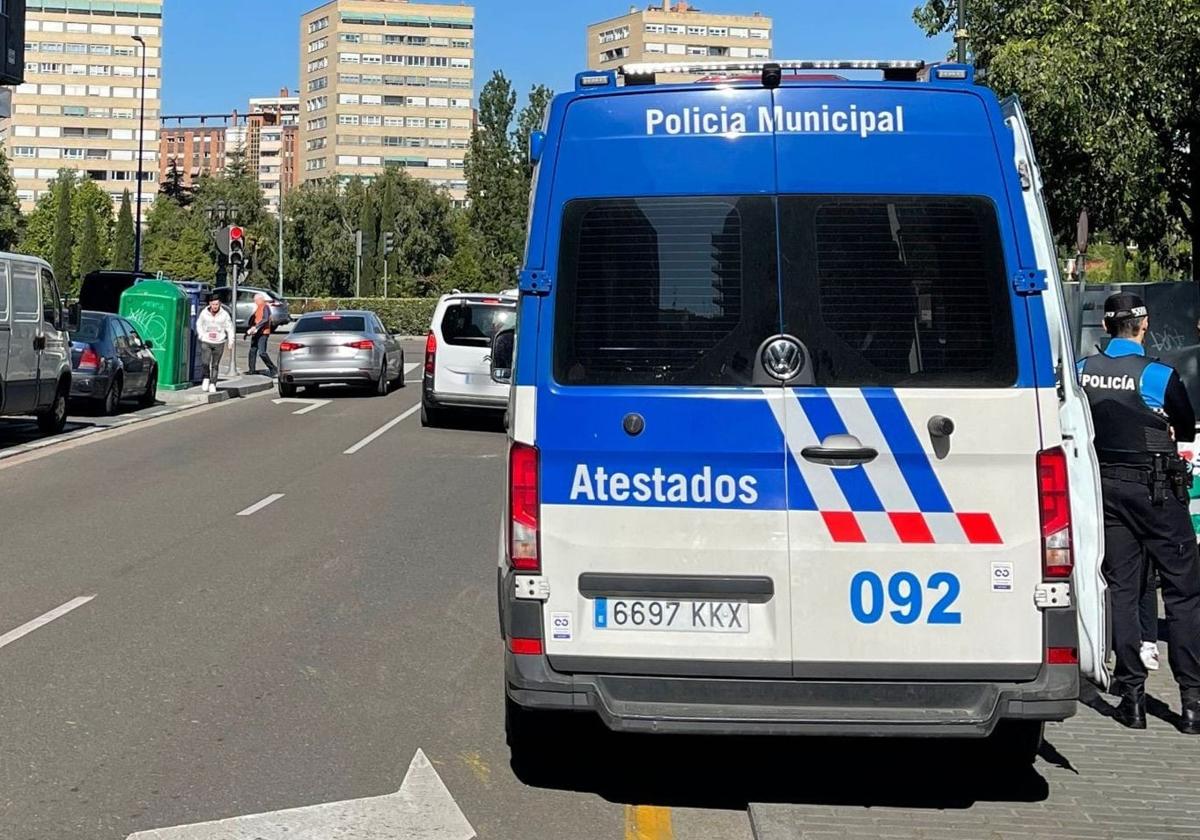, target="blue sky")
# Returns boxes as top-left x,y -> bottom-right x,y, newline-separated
163,0 -> 952,114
